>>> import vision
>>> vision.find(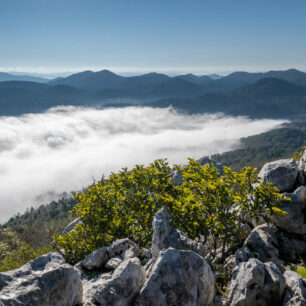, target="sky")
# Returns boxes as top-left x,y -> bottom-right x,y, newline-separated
0,0 -> 306,76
